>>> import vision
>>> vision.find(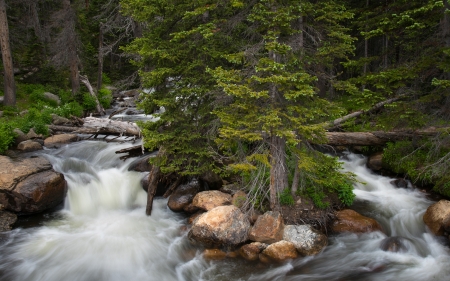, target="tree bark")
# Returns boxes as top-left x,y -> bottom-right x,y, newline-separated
97,23 -> 104,90
443,0 -> 450,79
0,0 -> 15,106
270,135 -> 288,210
146,166 -> 161,216
80,75 -> 105,116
